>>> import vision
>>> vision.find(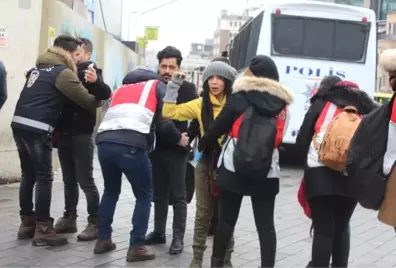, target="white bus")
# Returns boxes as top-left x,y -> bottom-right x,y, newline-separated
229,1 -> 377,151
